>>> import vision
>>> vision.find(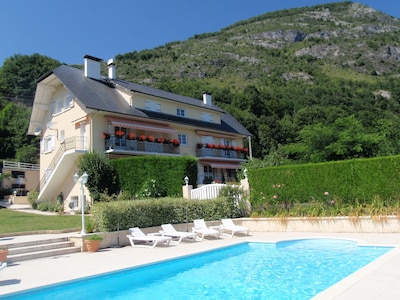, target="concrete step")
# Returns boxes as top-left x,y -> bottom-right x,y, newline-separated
2,237 -> 81,264
7,246 -> 80,263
